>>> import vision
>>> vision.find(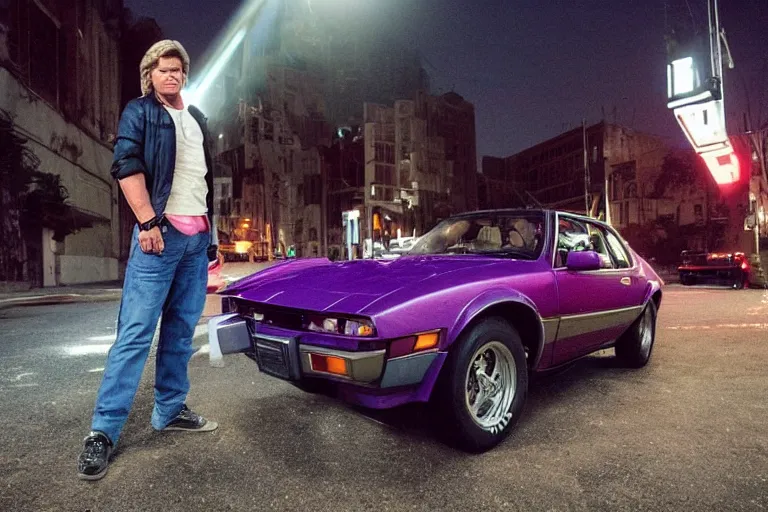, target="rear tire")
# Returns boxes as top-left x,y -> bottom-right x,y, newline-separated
615,301 -> 657,368
433,317 -> 528,453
